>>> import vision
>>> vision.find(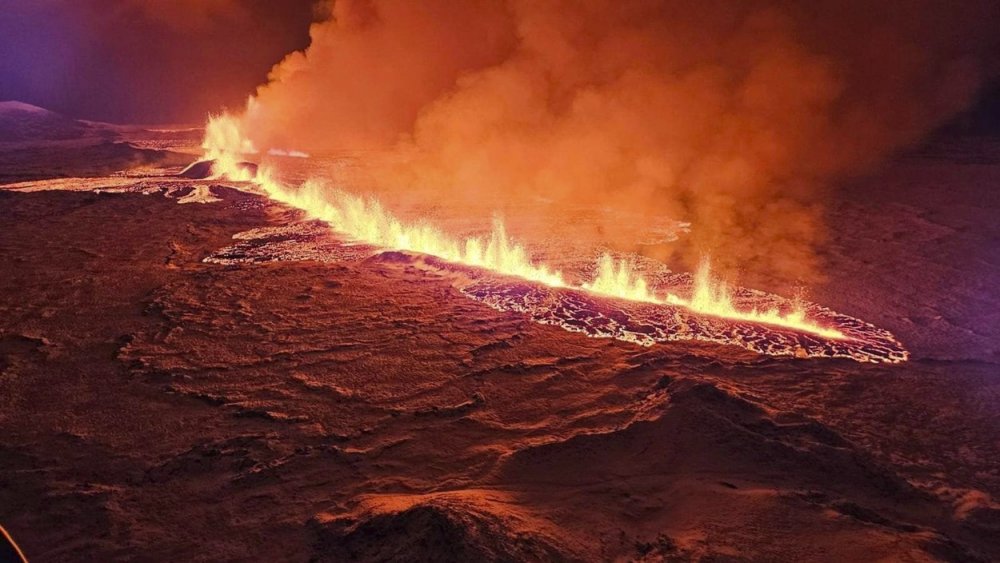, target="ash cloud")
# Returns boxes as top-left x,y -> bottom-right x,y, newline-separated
239,0 -> 1000,284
